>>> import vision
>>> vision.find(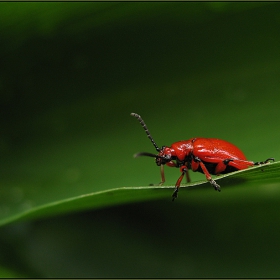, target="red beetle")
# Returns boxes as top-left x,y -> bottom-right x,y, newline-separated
131,113 -> 274,201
